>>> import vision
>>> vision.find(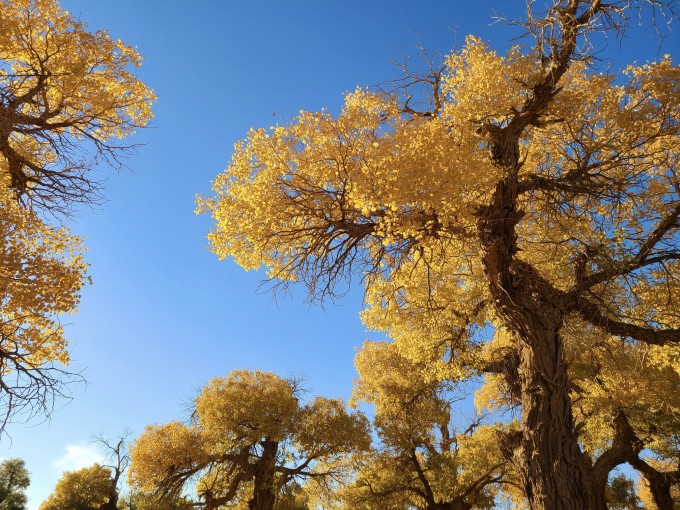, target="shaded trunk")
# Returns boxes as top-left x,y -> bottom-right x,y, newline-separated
587,458 -> 612,510
249,440 -> 279,510
514,318 -> 589,509
630,457 -> 678,510
587,410 -> 647,510
432,501 -> 472,510
482,259 -> 591,510
477,139 -> 589,509
98,475 -> 119,510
